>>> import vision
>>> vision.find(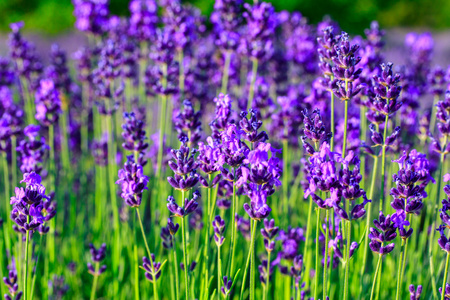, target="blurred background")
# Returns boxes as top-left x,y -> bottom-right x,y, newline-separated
1,0 -> 450,67
0,0 -> 449,35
